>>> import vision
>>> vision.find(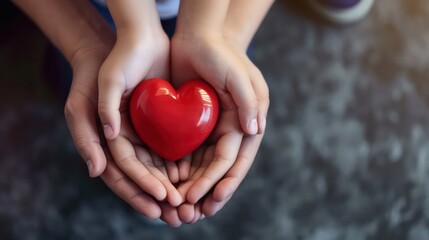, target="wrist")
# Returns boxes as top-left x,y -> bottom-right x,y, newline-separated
70,36 -> 114,71
175,21 -> 223,39
175,0 -> 229,38
173,20 -> 225,48
106,0 -> 163,38
115,17 -> 165,41
223,27 -> 249,54
115,27 -> 170,55
116,23 -> 167,44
